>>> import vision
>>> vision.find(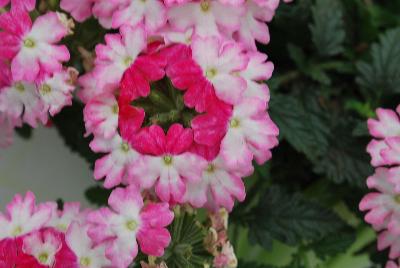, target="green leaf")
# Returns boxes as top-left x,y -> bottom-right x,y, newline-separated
14,124 -> 33,140
246,186 -> 345,248
162,212 -> 212,268
356,27 -> 400,94
313,122 -> 373,187
84,186 -> 112,207
269,93 -> 330,163
308,231 -> 356,259
238,261 -> 277,268
310,0 -> 345,57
